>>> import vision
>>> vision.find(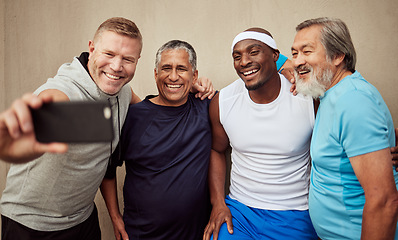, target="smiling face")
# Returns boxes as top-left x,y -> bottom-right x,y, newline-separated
291,25 -> 335,98
88,30 -> 141,95
232,39 -> 278,91
154,49 -> 198,107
